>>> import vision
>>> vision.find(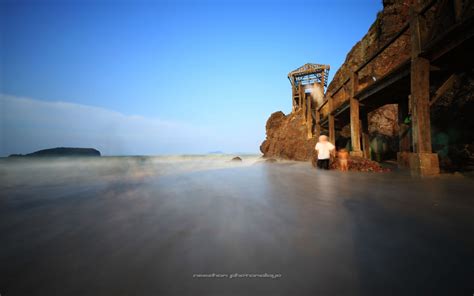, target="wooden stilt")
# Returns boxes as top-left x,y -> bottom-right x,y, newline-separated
361,112 -> 370,159
350,72 -> 362,157
307,91 -> 312,138
315,109 -> 321,139
408,7 -> 439,176
328,96 -> 335,144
